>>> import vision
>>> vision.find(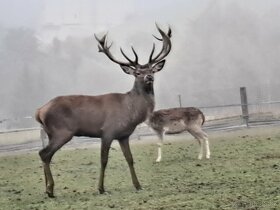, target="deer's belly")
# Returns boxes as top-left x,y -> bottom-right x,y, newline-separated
75,127 -> 103,138
164,120 -> 186,134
